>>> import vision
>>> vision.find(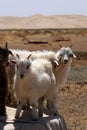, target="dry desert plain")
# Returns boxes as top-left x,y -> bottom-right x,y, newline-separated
0,28 -> 87,130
